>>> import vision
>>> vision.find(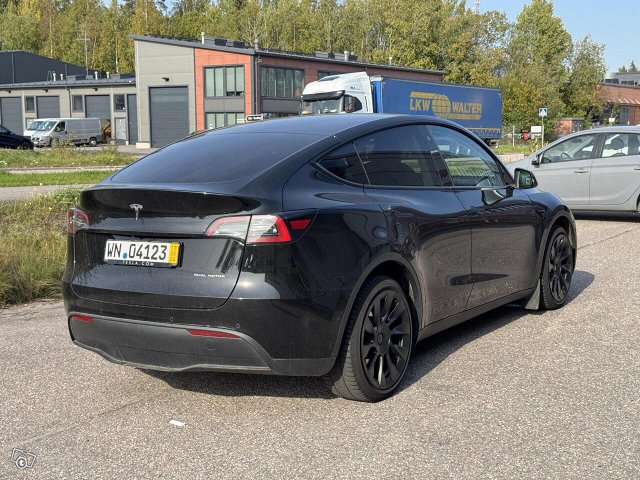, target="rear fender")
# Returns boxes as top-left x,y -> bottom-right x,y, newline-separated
329,252 -> 423,359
